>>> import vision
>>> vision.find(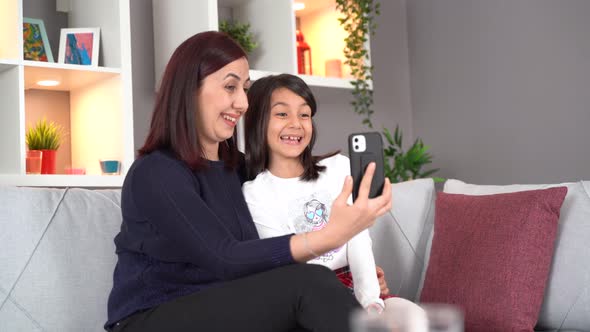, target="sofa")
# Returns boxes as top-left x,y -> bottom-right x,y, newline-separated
1,179 -> 588,331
